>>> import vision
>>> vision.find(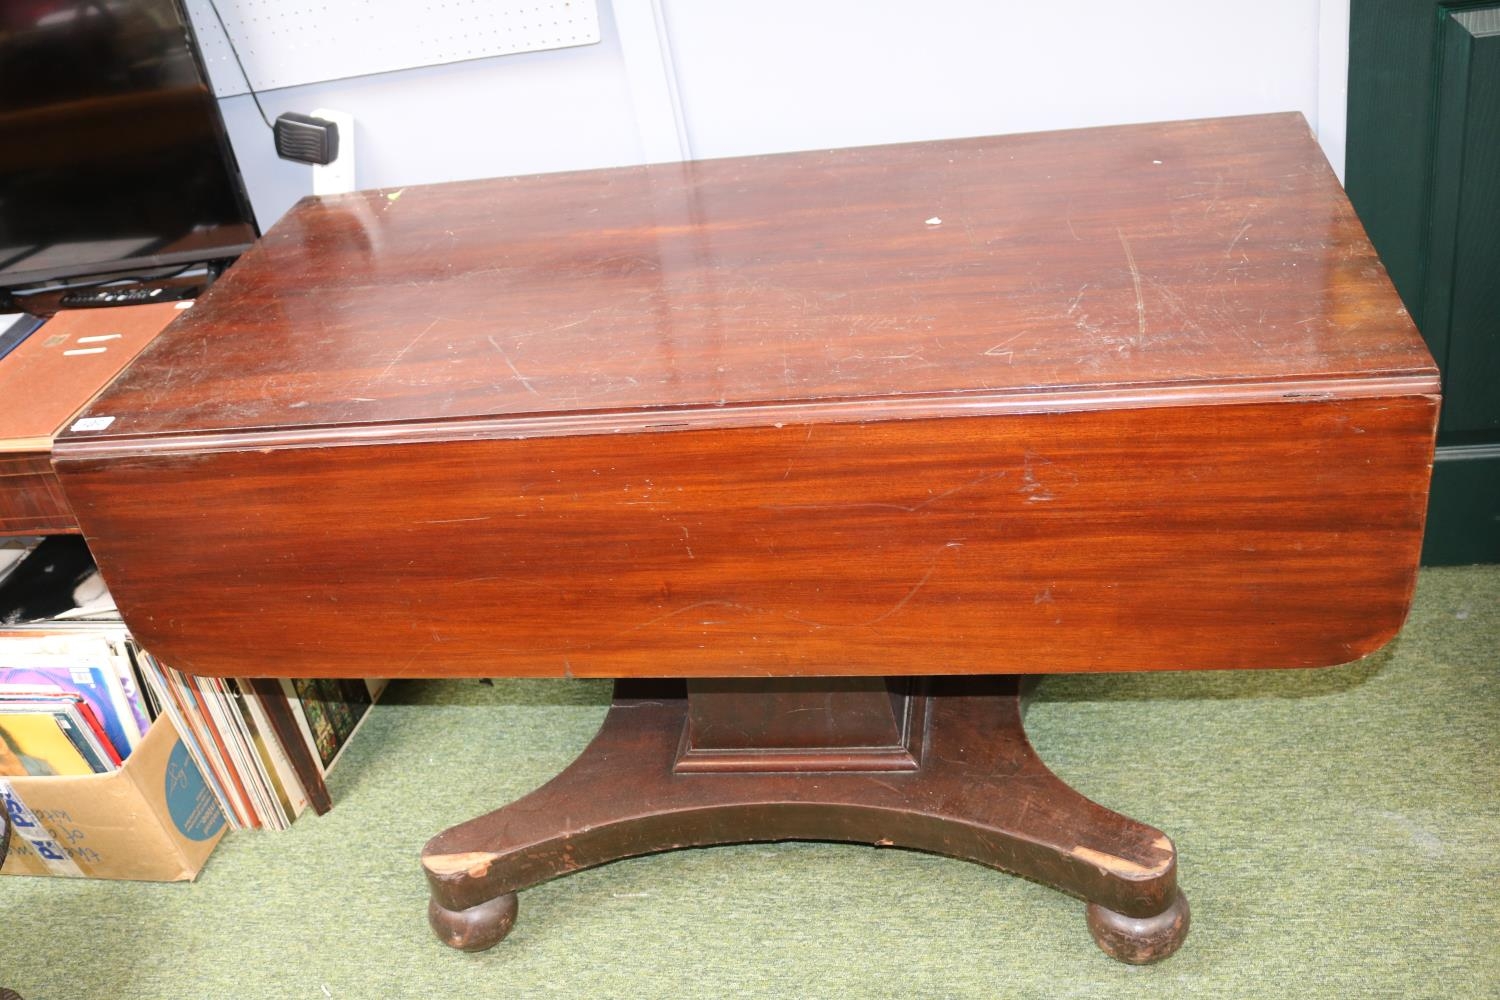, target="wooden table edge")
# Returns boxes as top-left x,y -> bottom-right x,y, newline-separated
53,371 -> 1441,460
